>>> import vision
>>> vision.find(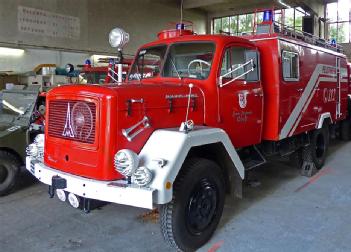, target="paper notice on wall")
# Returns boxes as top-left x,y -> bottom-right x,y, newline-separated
18,6 -> 80,40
